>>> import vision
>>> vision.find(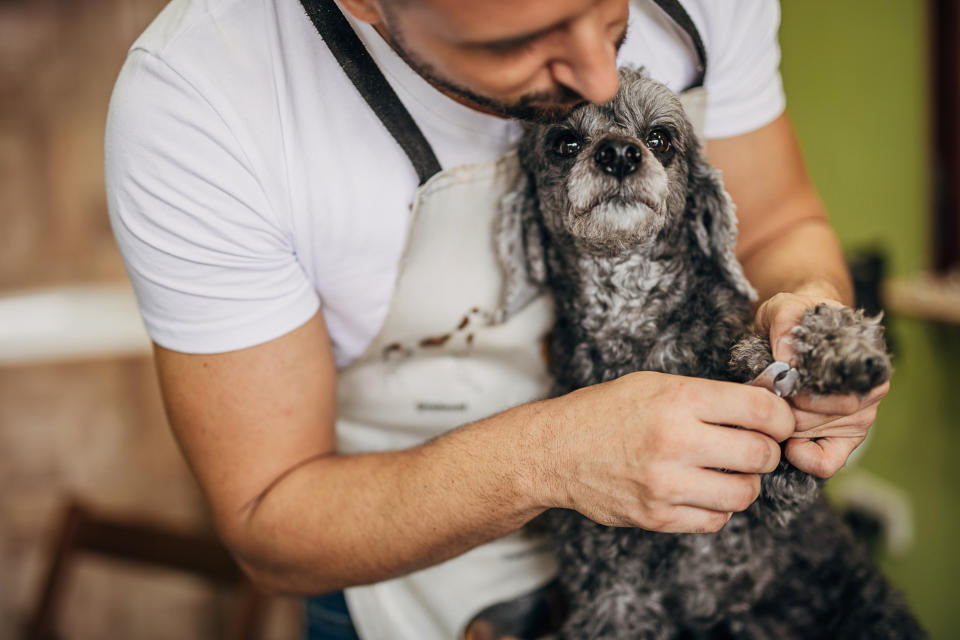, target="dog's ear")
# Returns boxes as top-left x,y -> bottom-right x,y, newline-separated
685,147 -> 757,302
494,166 -> 549,322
